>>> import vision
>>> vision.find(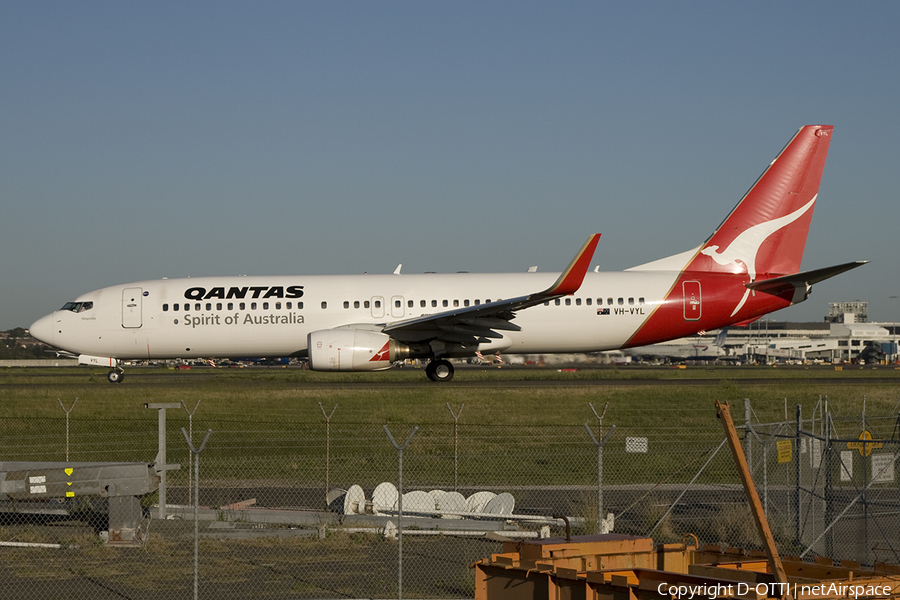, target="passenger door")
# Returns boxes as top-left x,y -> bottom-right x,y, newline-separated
122,287 -> 143,328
